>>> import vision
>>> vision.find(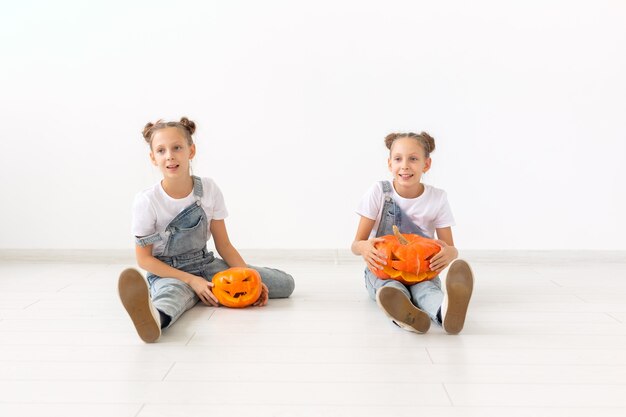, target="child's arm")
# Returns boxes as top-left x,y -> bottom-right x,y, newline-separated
210,219 -> 268,306
210,219 -> 247,267
430,227 -> 459,272
351,216 -> 387,271
135,244 -> 219,306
